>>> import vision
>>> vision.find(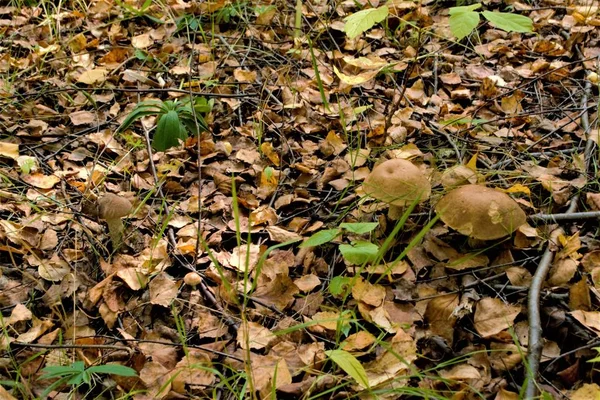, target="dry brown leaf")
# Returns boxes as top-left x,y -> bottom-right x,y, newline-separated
237,321 -> 277,350
0,142 -> 18,160
294,274 -> 320,292
570,310 -> 600,335
77,68 -> 108,84
424,294 -> 459,344
149,273 -> 179,307
547,258 -> 578,286
342,331 -> 376,351
352,278 -> 386,307
474,298 -> 520,338
570,383 -> 600,400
